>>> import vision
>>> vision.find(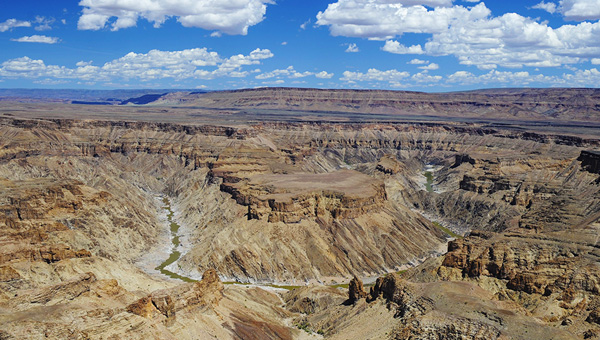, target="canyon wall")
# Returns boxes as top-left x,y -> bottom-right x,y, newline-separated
2,108 -> 600,338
